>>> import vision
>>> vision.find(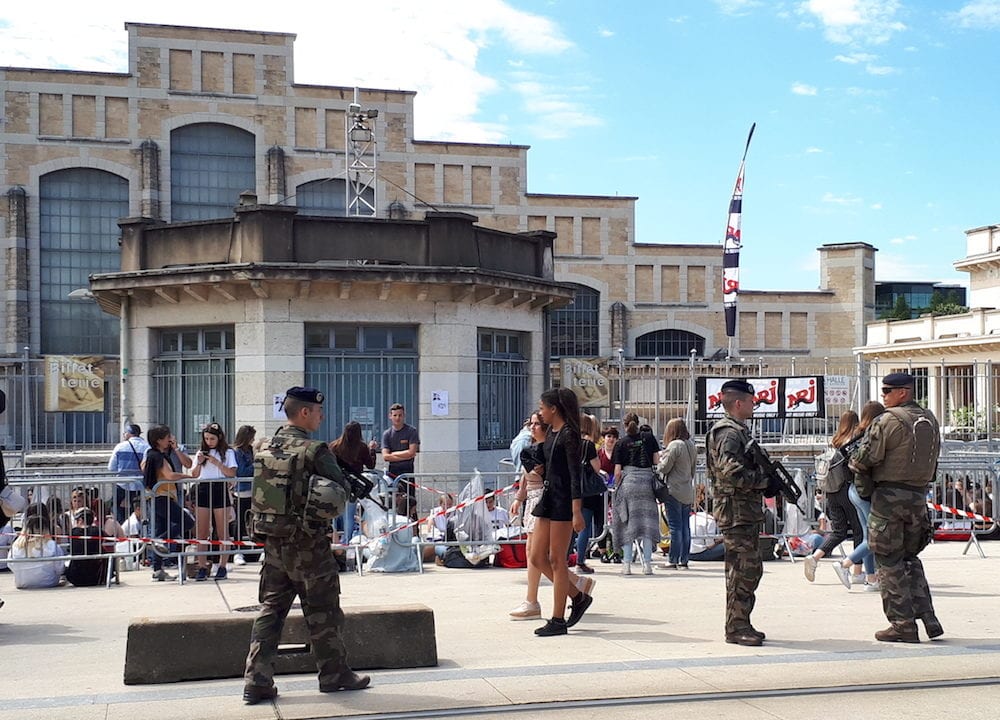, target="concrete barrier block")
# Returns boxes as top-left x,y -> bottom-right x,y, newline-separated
124,603 -> 436,685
